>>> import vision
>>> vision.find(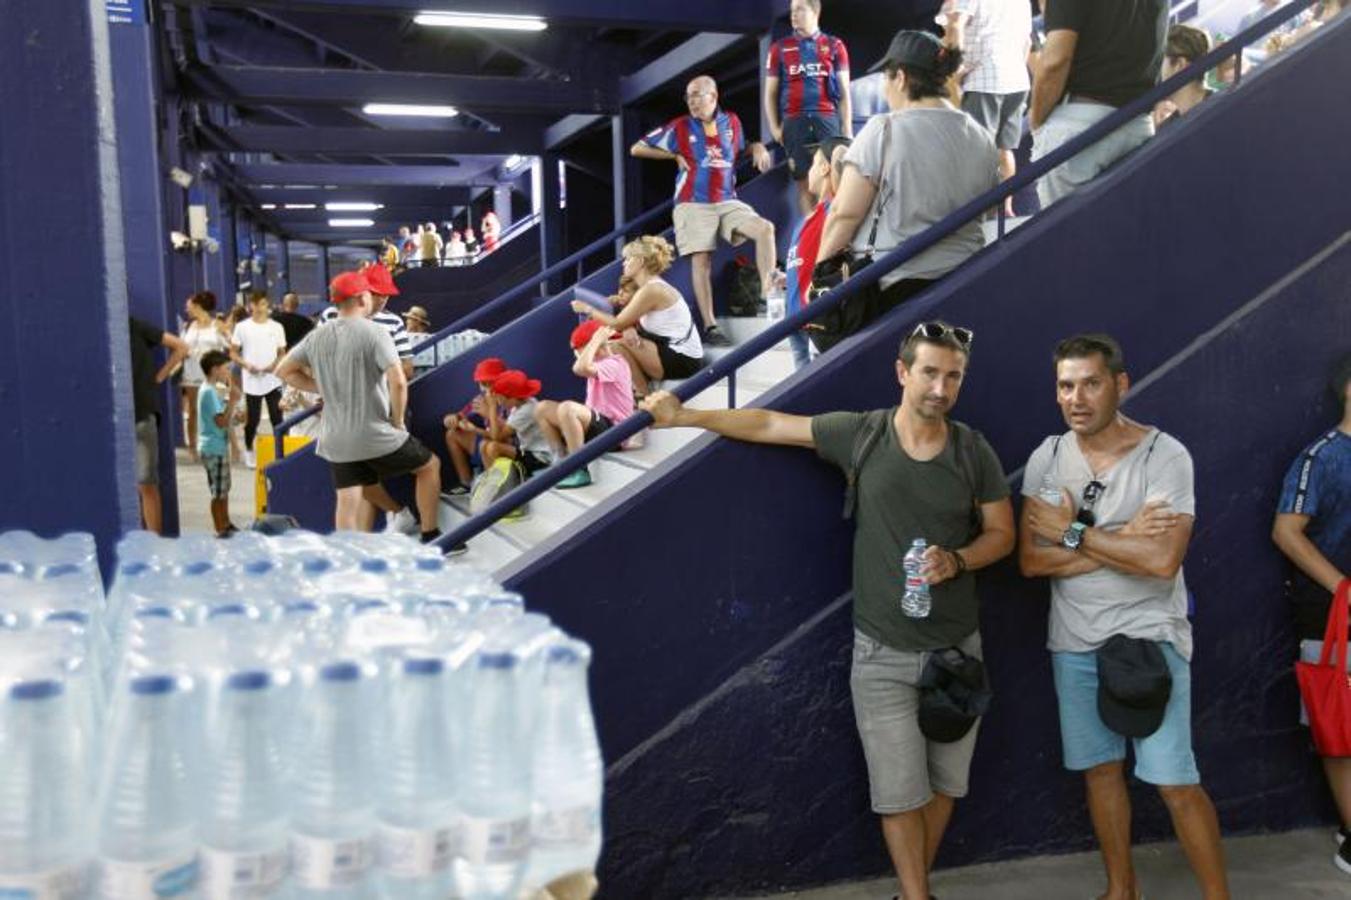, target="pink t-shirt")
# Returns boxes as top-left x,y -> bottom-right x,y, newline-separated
586,354 -> 634,425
